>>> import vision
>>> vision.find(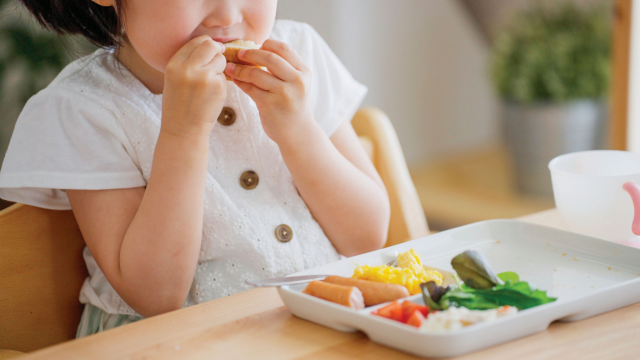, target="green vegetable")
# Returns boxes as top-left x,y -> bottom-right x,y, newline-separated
440,272 -> 557,311
451,251 -> 502,290
422,252 -> 557,311
420,282 -> 450,311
